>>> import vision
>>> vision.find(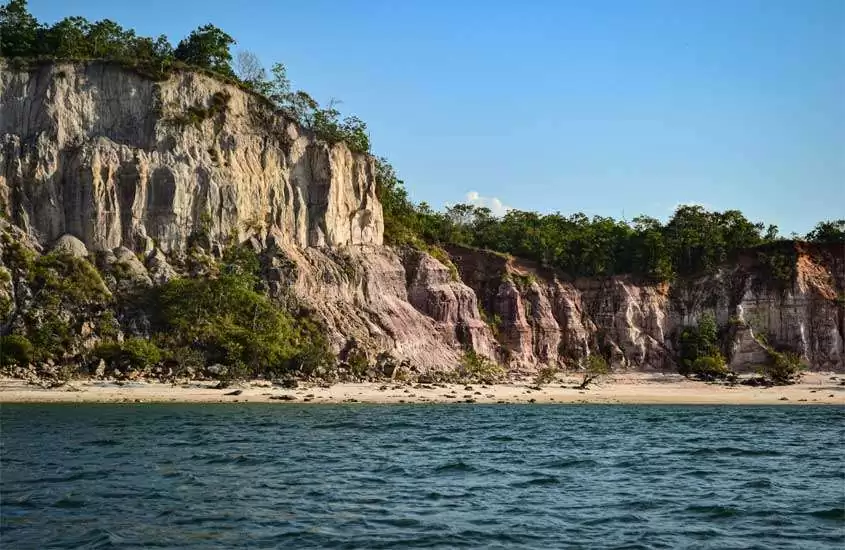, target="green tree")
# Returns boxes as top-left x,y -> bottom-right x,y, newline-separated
286,90 -> 319,125
266,62 -> 292,103
0,334 -> 34,367
154,272 -> 332,378
0,0 -> 40,57
41,16 -> 91,57
631,215 -> 674,280
174,24 -> 236,76
86,18 -> 130,58
806,220 -> 845,244
340,115 -> 370,153
762,349 -> 806,385
678,312 -> 730,379
93,338 -> 162,371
